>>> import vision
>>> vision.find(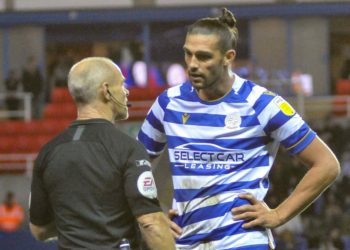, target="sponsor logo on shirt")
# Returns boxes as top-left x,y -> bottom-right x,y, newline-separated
137,171 -> 157,199
174,151 -> 244,162
182,113 -> 190,124
174,162 -> 238,170
173,143 -> 245,170
273,96 -> 295,116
